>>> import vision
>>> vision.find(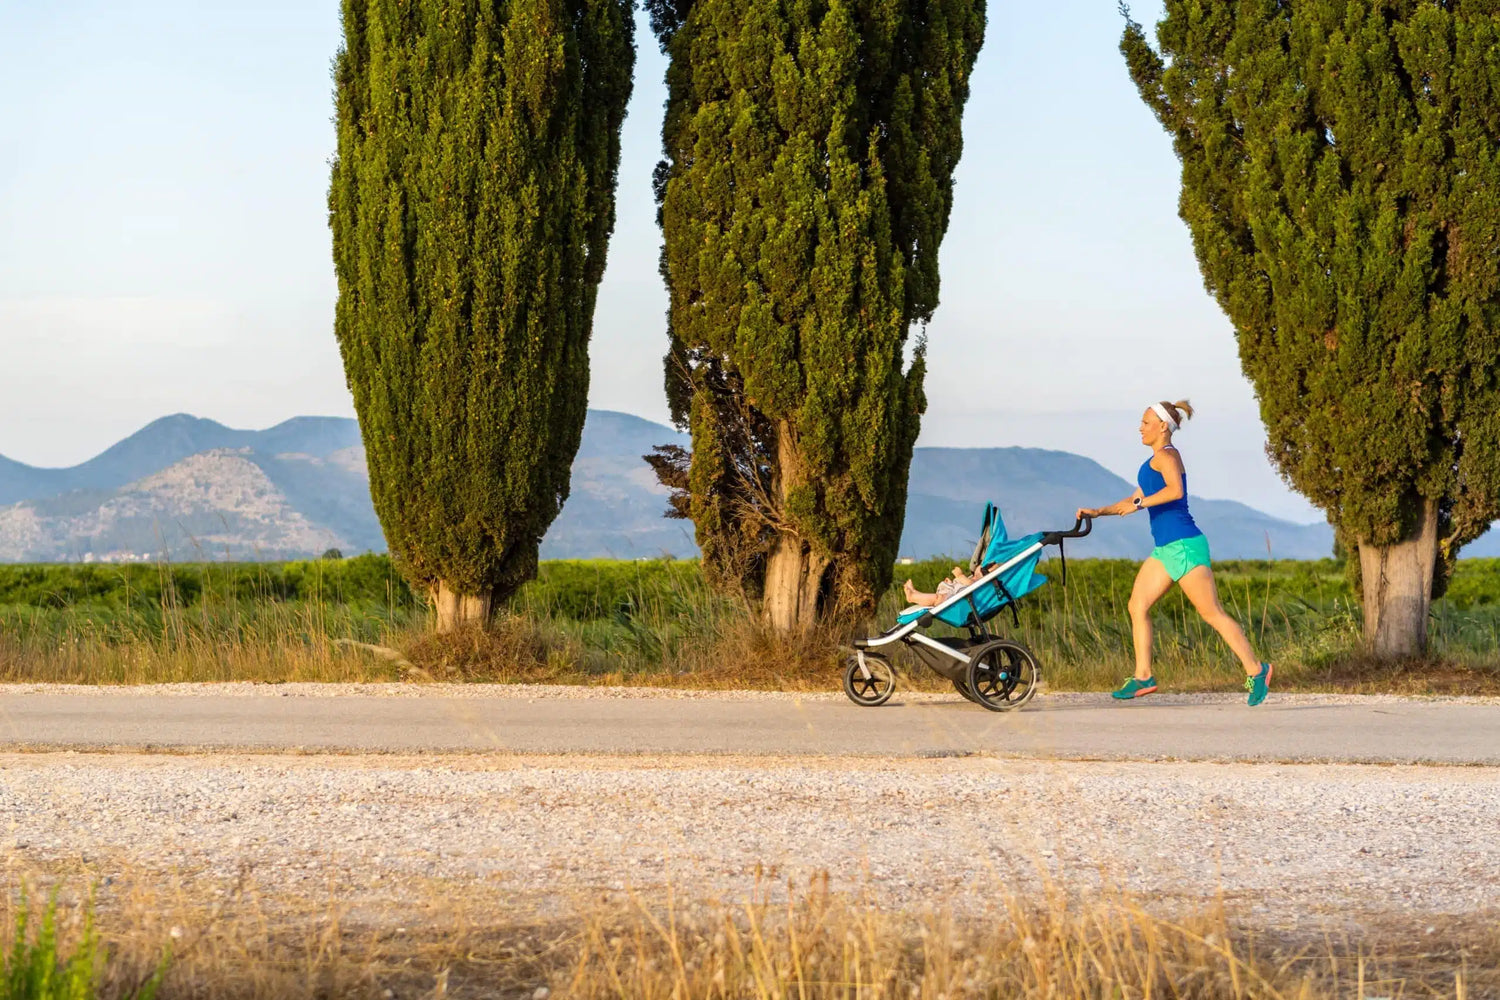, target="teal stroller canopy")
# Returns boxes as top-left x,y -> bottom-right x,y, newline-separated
897,502 -> 1049,628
